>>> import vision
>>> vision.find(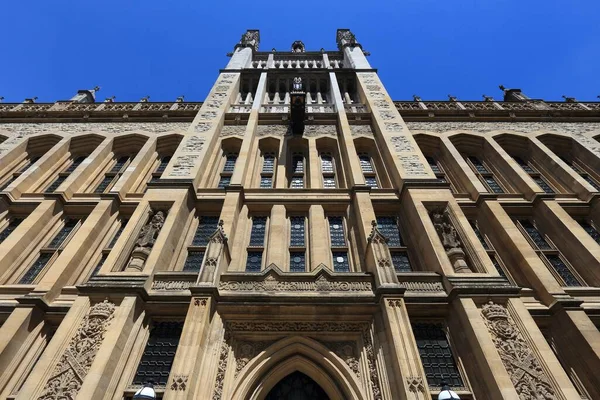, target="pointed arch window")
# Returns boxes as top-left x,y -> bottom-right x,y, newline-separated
219,153 -> 238,188
358,153 -> 378,188
44,155 -> 88,193
289,153 -> 305,188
